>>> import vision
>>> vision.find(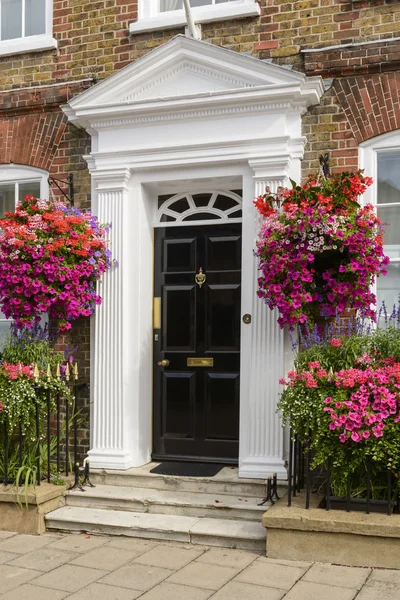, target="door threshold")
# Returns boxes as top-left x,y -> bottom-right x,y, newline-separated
151,453 -> 238,466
